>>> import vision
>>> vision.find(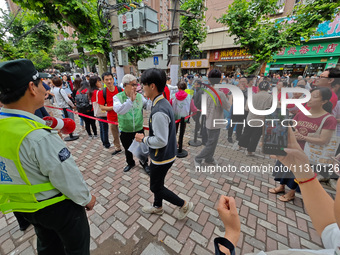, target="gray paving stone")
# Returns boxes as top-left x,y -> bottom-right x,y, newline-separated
193,244 -> 211,255
185,219 -> 204,233
268,205 -> 286,216
164,235 -> 183,253
285,202 -> 305,213
89,213 -> 105,226
118,193 -> 129,202
288,225 -> 310,240
249,209 -> 267,221
161,223 -> 180,239
114,209 -> 129,222
267,230 -> 289,246
237,193 -> 252,202
200,198 -> 215,208
245,235 -> 266,251
141,243 -> 170,255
